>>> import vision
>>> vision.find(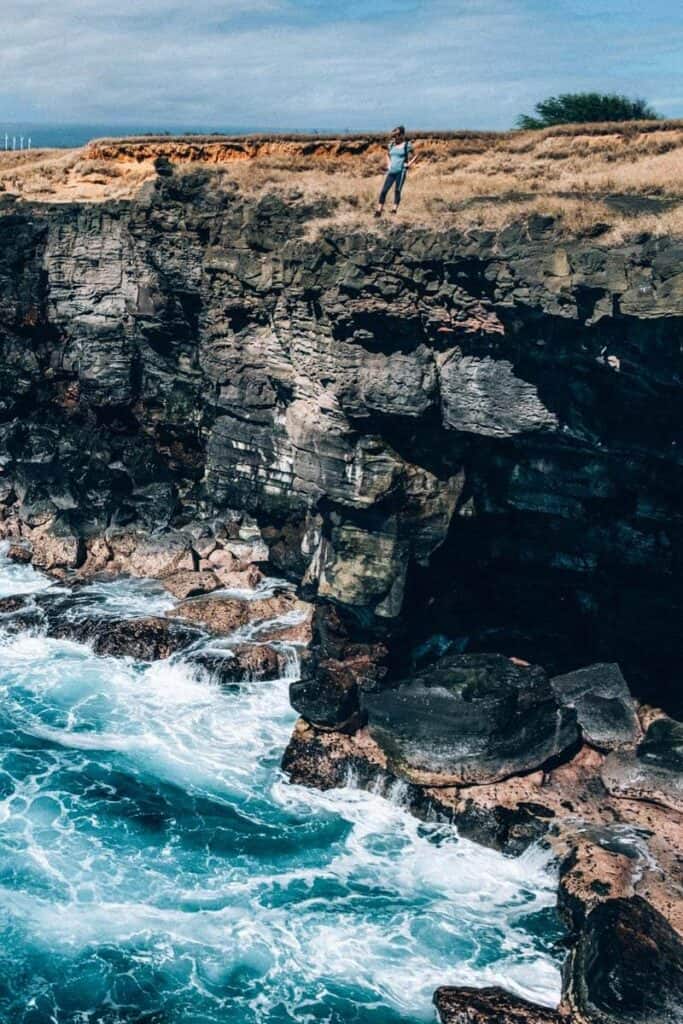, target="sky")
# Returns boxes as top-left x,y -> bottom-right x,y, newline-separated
2,0 -> 682,132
